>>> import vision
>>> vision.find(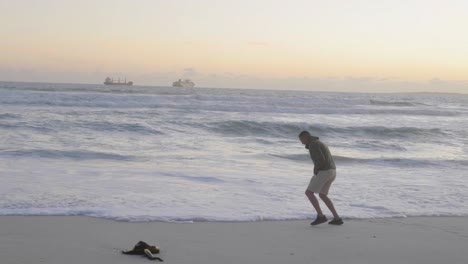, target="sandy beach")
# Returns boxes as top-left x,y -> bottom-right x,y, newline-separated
0,216 -> 466,264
